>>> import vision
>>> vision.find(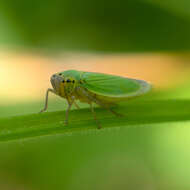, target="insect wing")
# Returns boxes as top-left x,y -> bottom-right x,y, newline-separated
81,72 -> 151,98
